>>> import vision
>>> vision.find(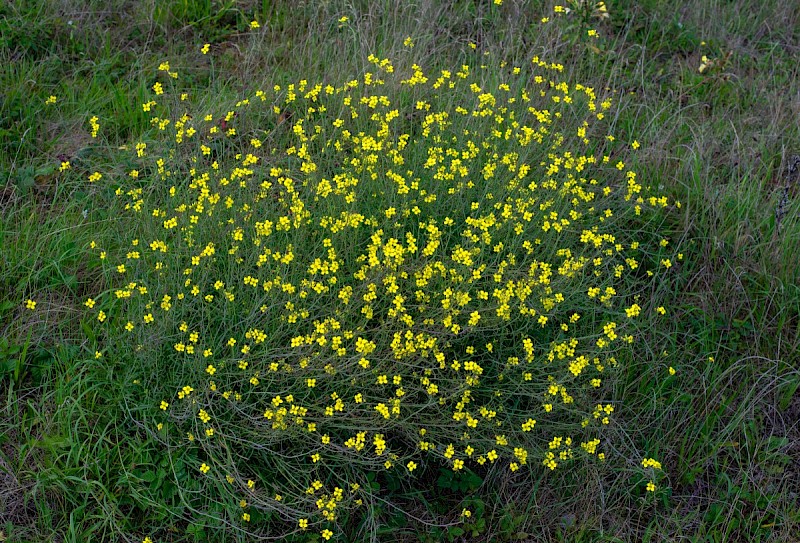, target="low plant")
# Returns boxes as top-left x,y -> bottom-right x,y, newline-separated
27,45 -> 677,540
